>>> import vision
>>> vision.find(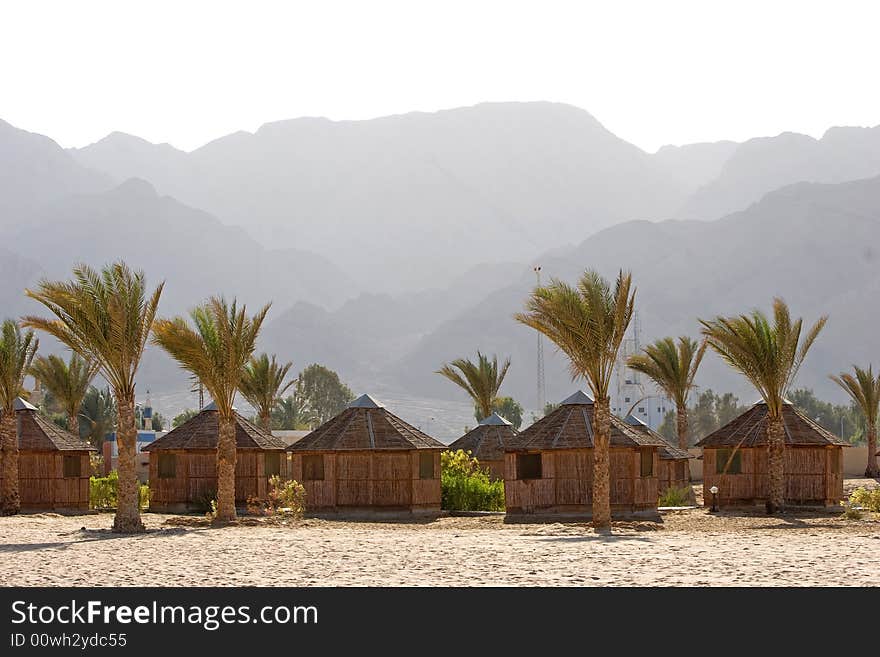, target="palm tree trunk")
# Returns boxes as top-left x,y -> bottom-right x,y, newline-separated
675,404 -> 689,451
592,396 -> 612,530
866,423 -> 879,478
766,413 -> 785,514
0,410 -> 20,515
259,410 -> 271,431
215,414 -> 237,521
113,394 -> 145,533
68,412 -> 79,439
